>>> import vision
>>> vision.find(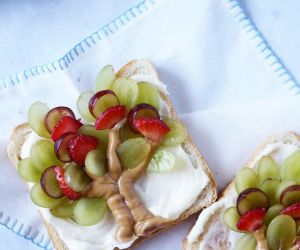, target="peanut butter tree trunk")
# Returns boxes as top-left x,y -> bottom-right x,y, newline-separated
83,125 -> 169,241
